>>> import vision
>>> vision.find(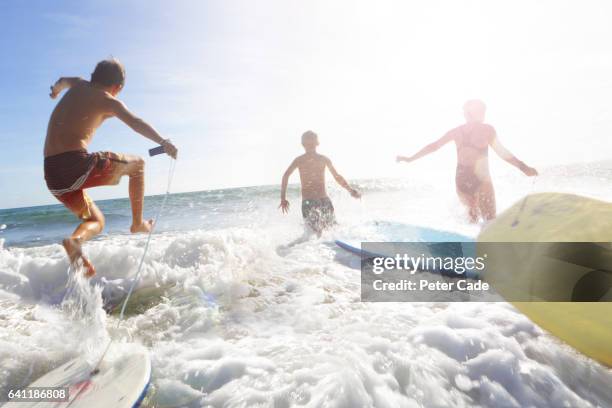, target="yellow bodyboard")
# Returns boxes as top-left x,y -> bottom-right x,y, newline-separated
478,192 -> 612,367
